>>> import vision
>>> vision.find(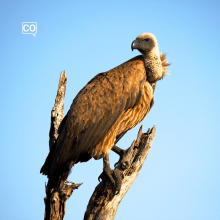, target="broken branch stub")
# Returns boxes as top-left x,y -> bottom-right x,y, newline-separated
49,71 -> 67,151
